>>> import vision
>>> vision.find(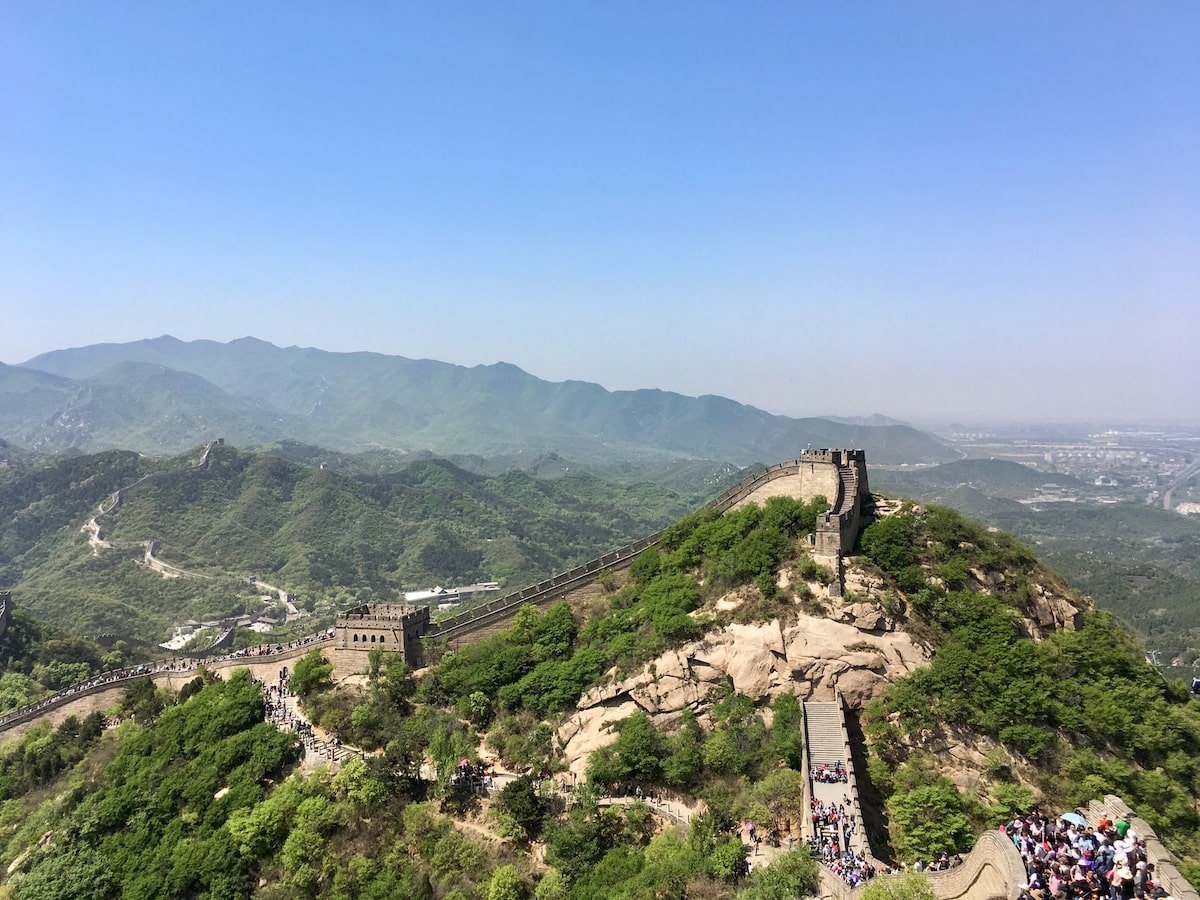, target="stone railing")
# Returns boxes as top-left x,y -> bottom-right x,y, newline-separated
833,692 -> 872,864
921,829 -> 1028,900
0,632 -> 334,736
